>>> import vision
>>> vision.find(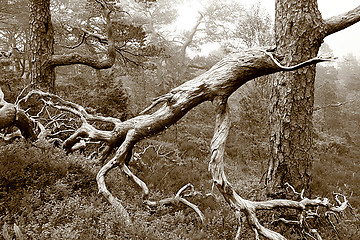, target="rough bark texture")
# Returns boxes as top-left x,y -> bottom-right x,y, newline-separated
92,49 -> 328,226
47,7 -> 115,69
29,0 -> 55,92
3,2 -> 360,237
266,1 -> 360,195
208,97 -> 348,240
